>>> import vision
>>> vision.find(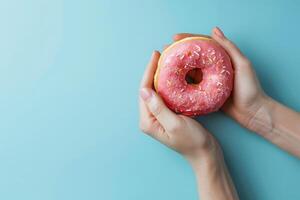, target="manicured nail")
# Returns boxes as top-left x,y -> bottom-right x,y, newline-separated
140,88 -> 152,101
214,27 -> 225,39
